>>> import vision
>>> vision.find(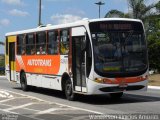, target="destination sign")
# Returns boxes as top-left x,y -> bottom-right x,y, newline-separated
89,21 -> 143,32
100,23 -> 133,30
